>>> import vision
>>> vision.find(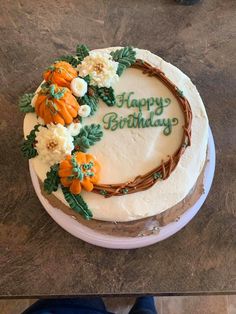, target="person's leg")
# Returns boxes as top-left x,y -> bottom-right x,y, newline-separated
176,0 -> 200,4
21,297 -> 109,314
129,296 -> 157,314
